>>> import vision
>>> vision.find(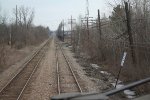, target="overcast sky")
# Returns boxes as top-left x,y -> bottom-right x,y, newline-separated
0,0 -> 116,30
